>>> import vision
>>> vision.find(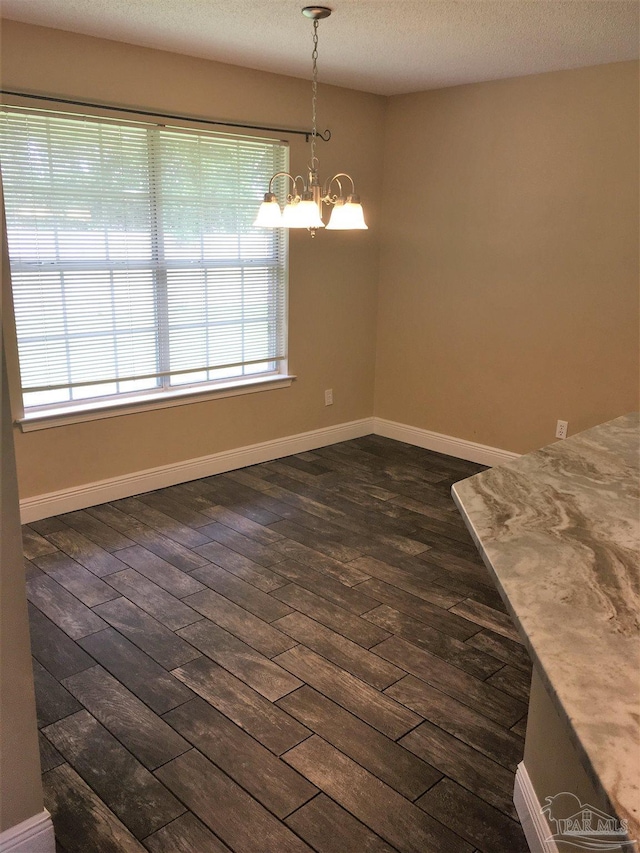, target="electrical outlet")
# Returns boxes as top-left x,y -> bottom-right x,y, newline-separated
556,419 -> 568,440
324,388 -> 333,406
